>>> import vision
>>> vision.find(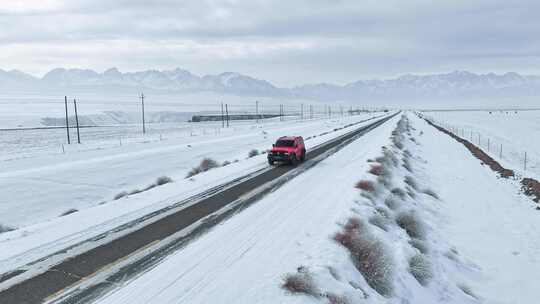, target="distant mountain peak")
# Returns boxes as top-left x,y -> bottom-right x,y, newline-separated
0,68 -> 539,100
104,67 -> 121,74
